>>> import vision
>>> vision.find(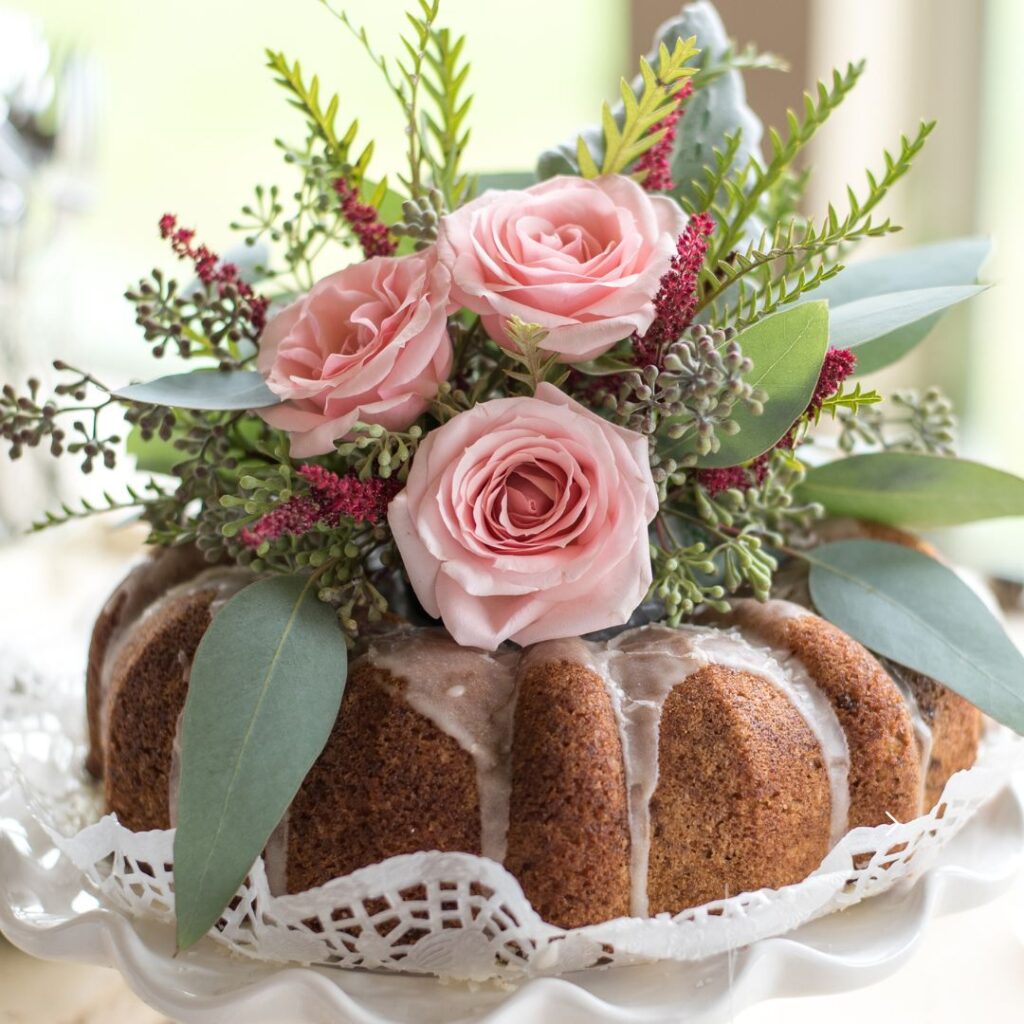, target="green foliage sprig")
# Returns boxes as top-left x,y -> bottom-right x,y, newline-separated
576,36 -> 700,178
334,422 -> 424,482
265,50 -> 373,180
813,381 -> 882,422
652,450 -> 823,620
392,187 -> 445,247
705,62 -> 866,267
693,40 -> 789,87
837,386 -> 958,456
500,317 -> 569,394
708,122 -> 936,327
125,268 -> 262,368
421,23 -> 474,208
594,325 -> 766,496
1,365 -> 121,473
31,479 -> 170,533
321,0 -> 443,201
